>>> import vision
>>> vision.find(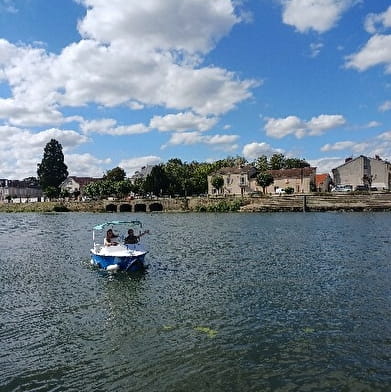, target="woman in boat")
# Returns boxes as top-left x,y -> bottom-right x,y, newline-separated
104,229 -> 119,246
124,228 -> 149,244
